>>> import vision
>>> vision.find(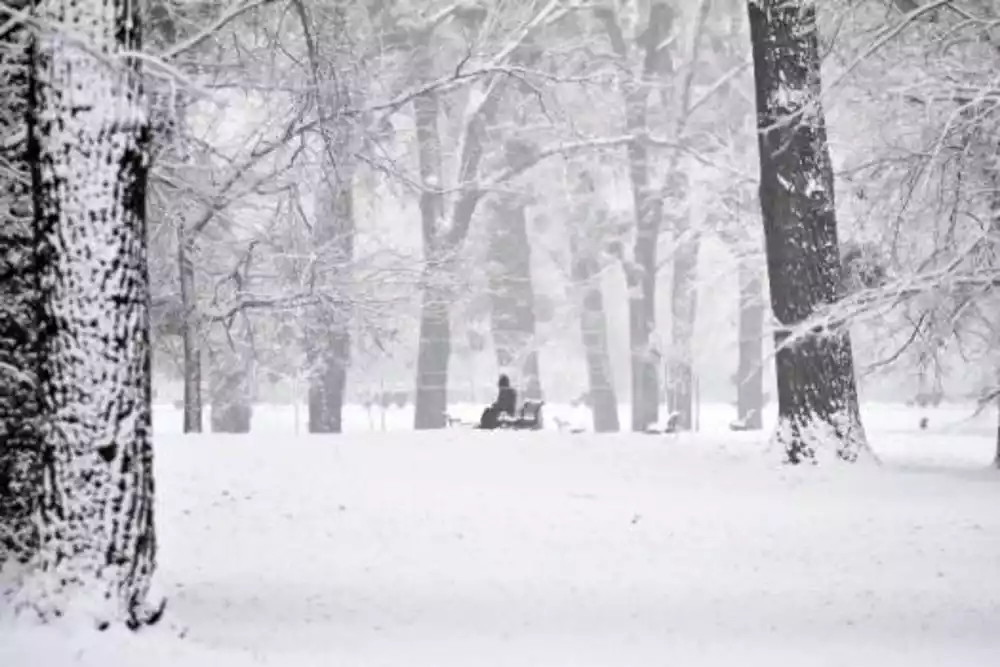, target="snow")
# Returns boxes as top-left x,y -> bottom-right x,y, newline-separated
3,401 -> 1000,666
